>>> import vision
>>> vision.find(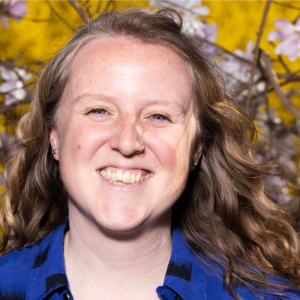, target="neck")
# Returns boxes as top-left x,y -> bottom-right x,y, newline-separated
64,207 -> 172,293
